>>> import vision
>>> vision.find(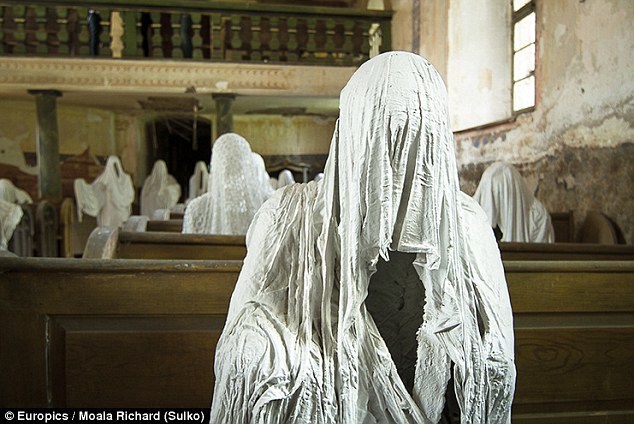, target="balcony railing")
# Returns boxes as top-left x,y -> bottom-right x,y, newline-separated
0,0 -> 391,66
